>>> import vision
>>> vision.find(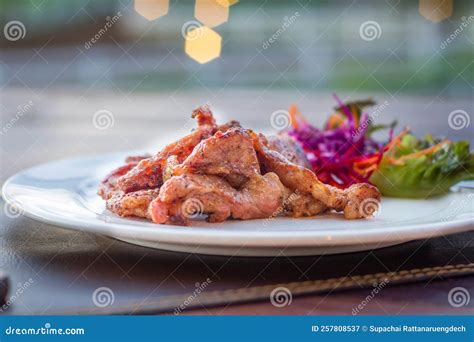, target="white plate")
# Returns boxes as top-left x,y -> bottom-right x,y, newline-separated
2,152 -> 473,256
